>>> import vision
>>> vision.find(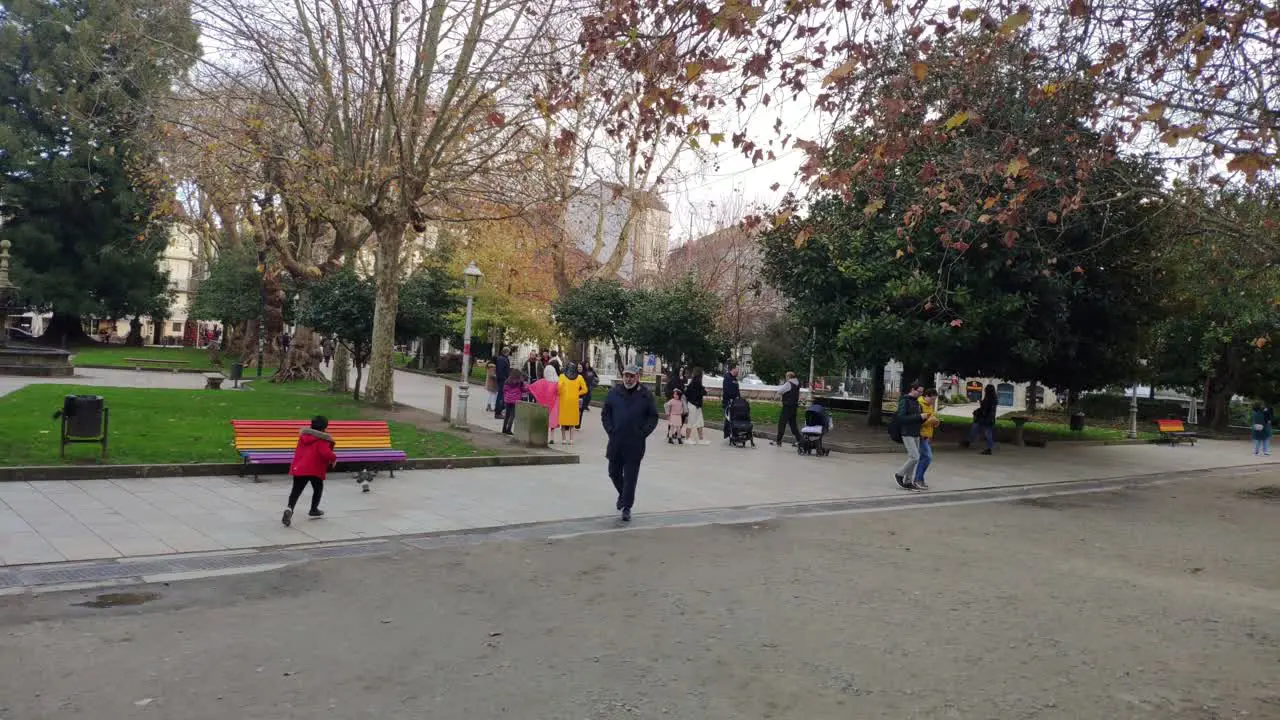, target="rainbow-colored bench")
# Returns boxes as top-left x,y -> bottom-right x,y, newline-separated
231,420 -> 407,480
